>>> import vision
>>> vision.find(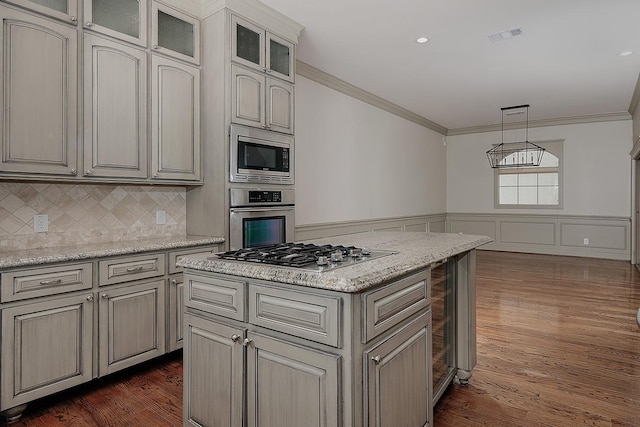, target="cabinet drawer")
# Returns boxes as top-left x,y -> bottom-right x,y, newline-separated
169,246 -> 219,274
1,263 -> 93,302
99,254 -> 165,286
362,270 -> 430,342
185,273 -> 245,321
249,284 -> 341,347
